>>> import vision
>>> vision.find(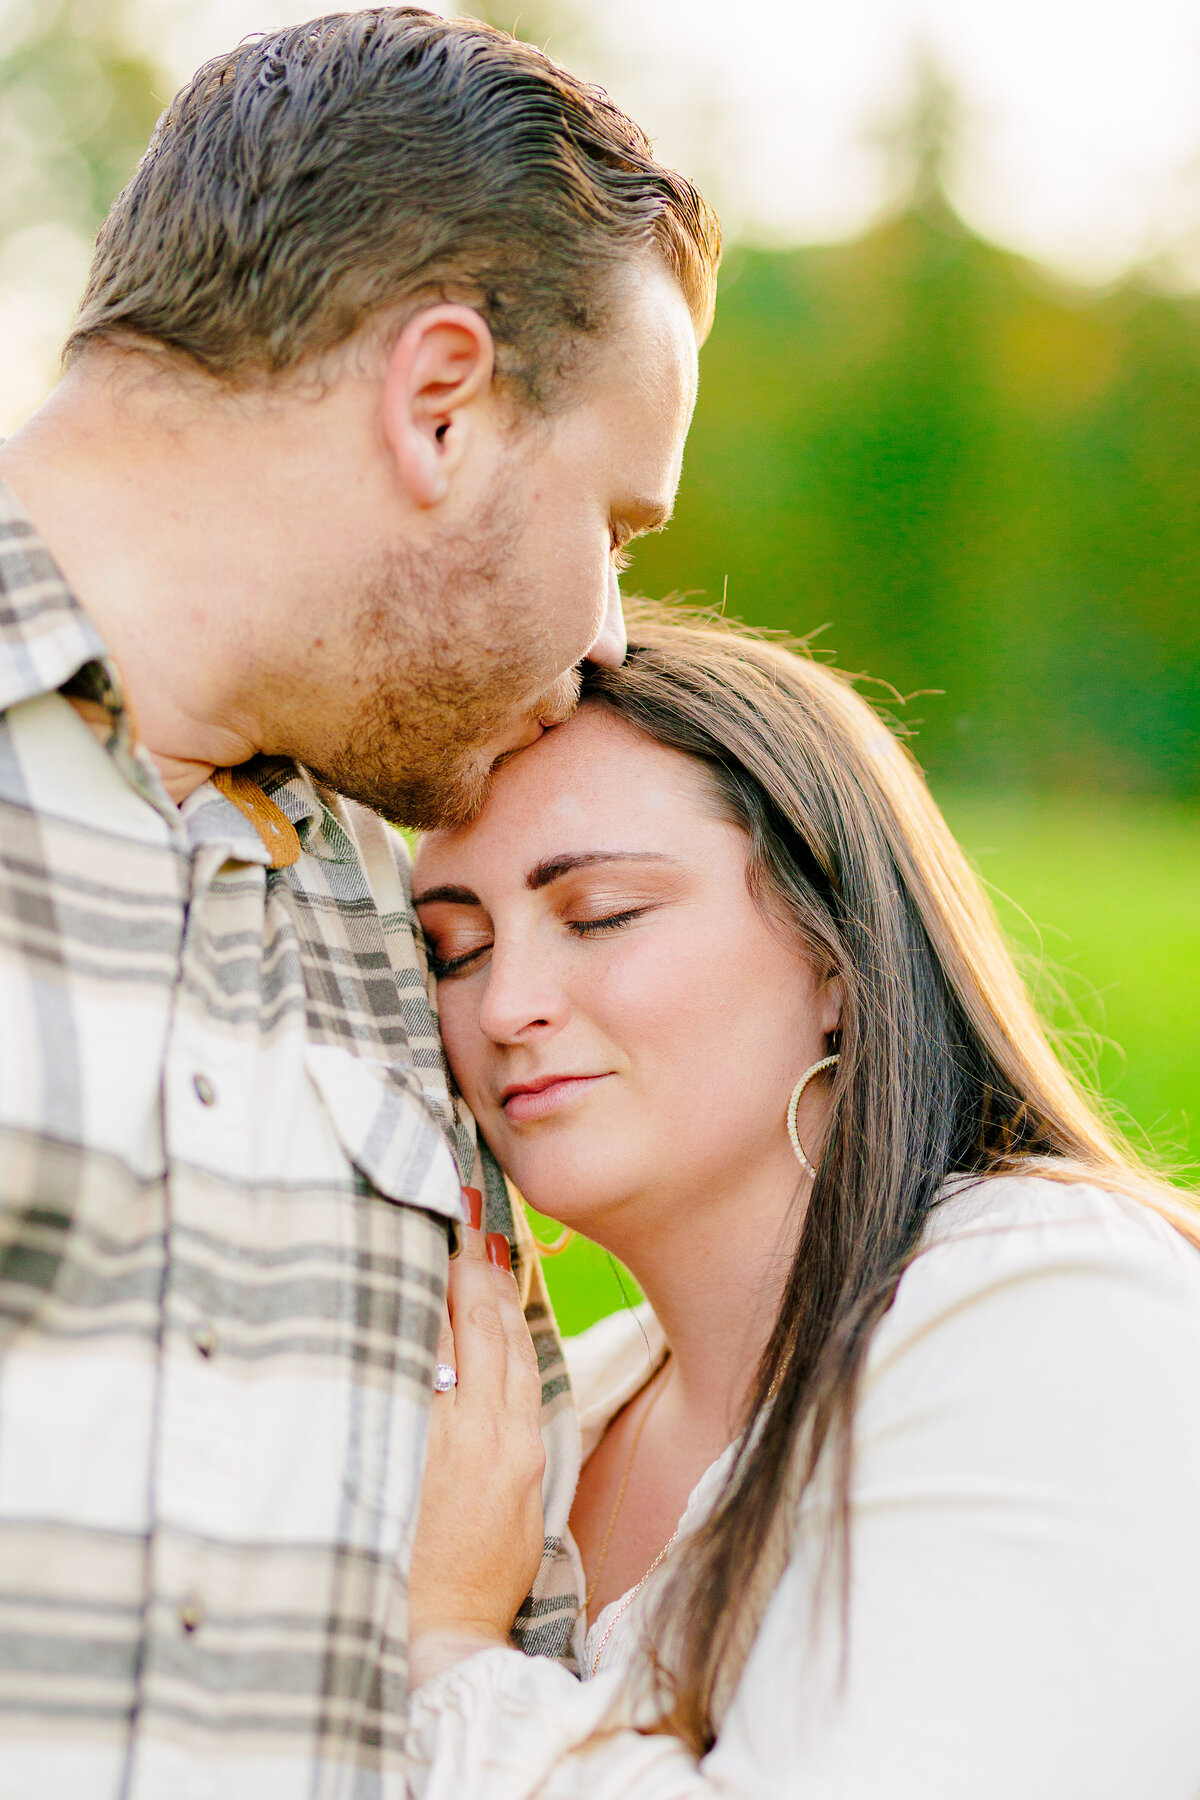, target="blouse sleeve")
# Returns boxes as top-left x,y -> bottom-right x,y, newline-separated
405,1185 -> 1200,1800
